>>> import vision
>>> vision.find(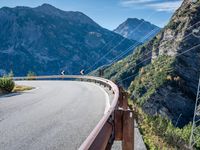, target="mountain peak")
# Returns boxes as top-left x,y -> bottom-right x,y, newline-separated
125,18 -> 152,26
36,3 -> 58,11
126,18 -> 140,22
114,18 -> 160,43
0,3 -> 134,76
34,3 -> 66,18
41,3 -> 52,6
126,18 -> 139,21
